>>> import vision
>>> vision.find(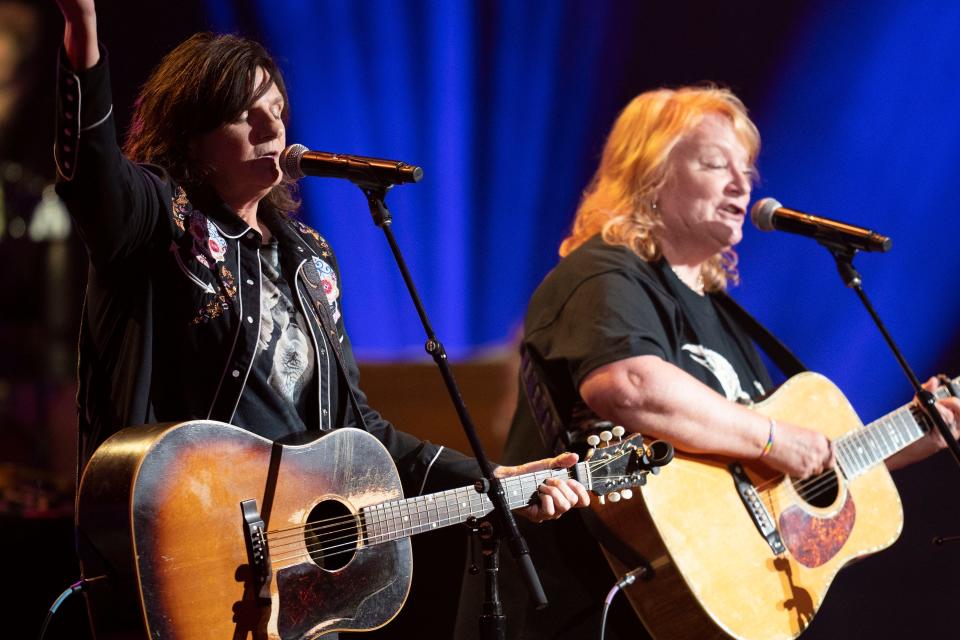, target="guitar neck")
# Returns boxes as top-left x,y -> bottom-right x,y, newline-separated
360,465 -> 584,546
835,377 -> 958,478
